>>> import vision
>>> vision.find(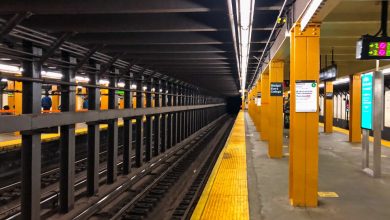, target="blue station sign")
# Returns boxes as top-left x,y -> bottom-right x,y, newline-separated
361,72 -> 374,130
